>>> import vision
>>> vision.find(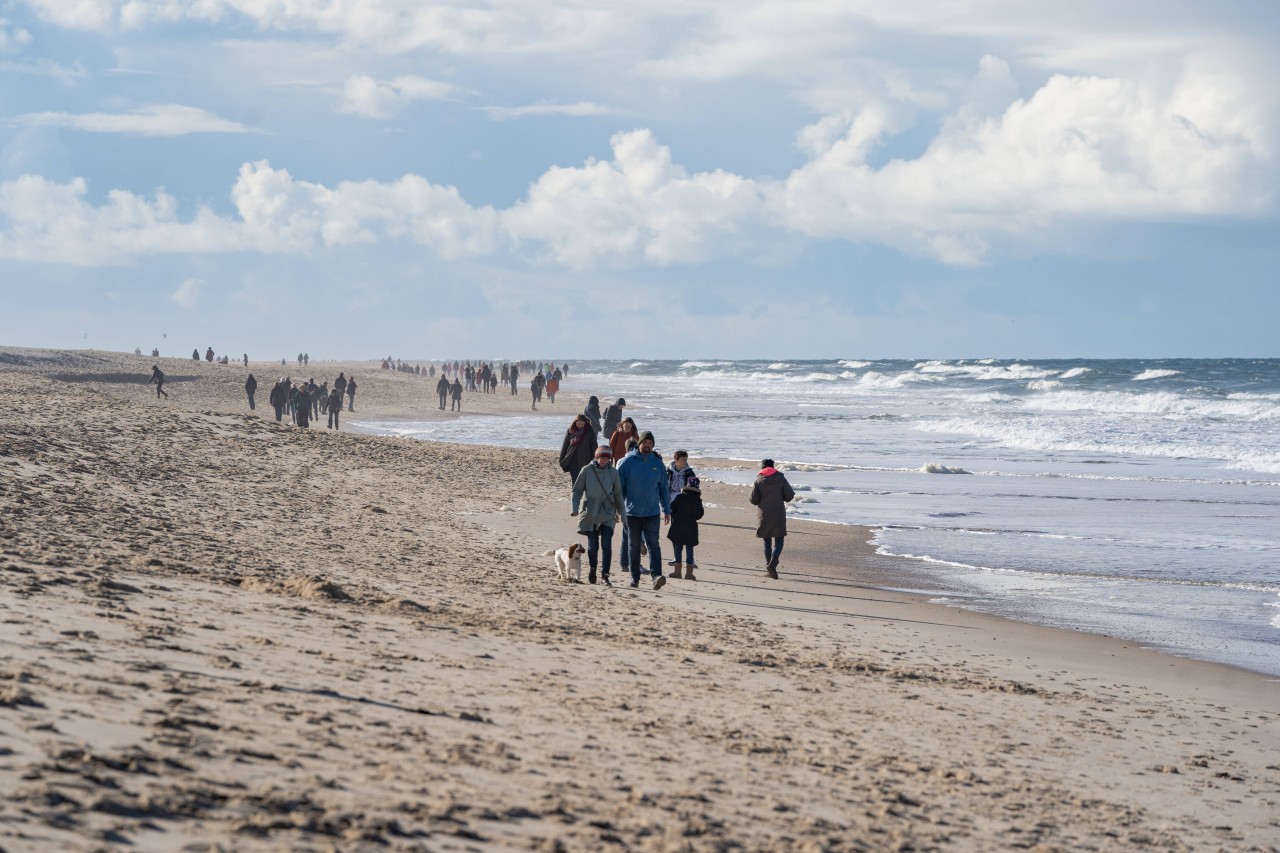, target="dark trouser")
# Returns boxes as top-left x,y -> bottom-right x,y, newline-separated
586,524 -> 614,579
273,403 -> 283,422
451,396 -> 460,411
328,408 -> 339,429
247,390 -> 255,410
673,543 -> 694,564
627,515 -> 662,584
347,393 -> 355,411
297,411 -> 310,428
155,384 -> 166,398
763,537 -> 784,563
439,393 -> 447,410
